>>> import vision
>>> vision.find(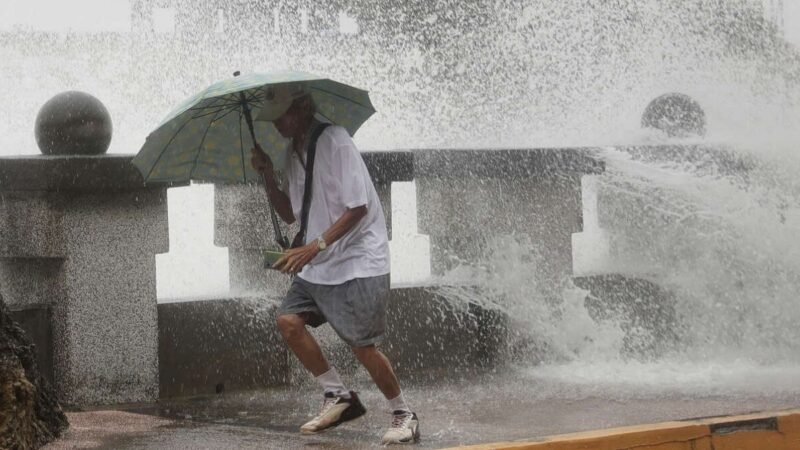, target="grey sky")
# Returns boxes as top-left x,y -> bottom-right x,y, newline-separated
1,0 -> 799,48
0,0 -> 131,32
